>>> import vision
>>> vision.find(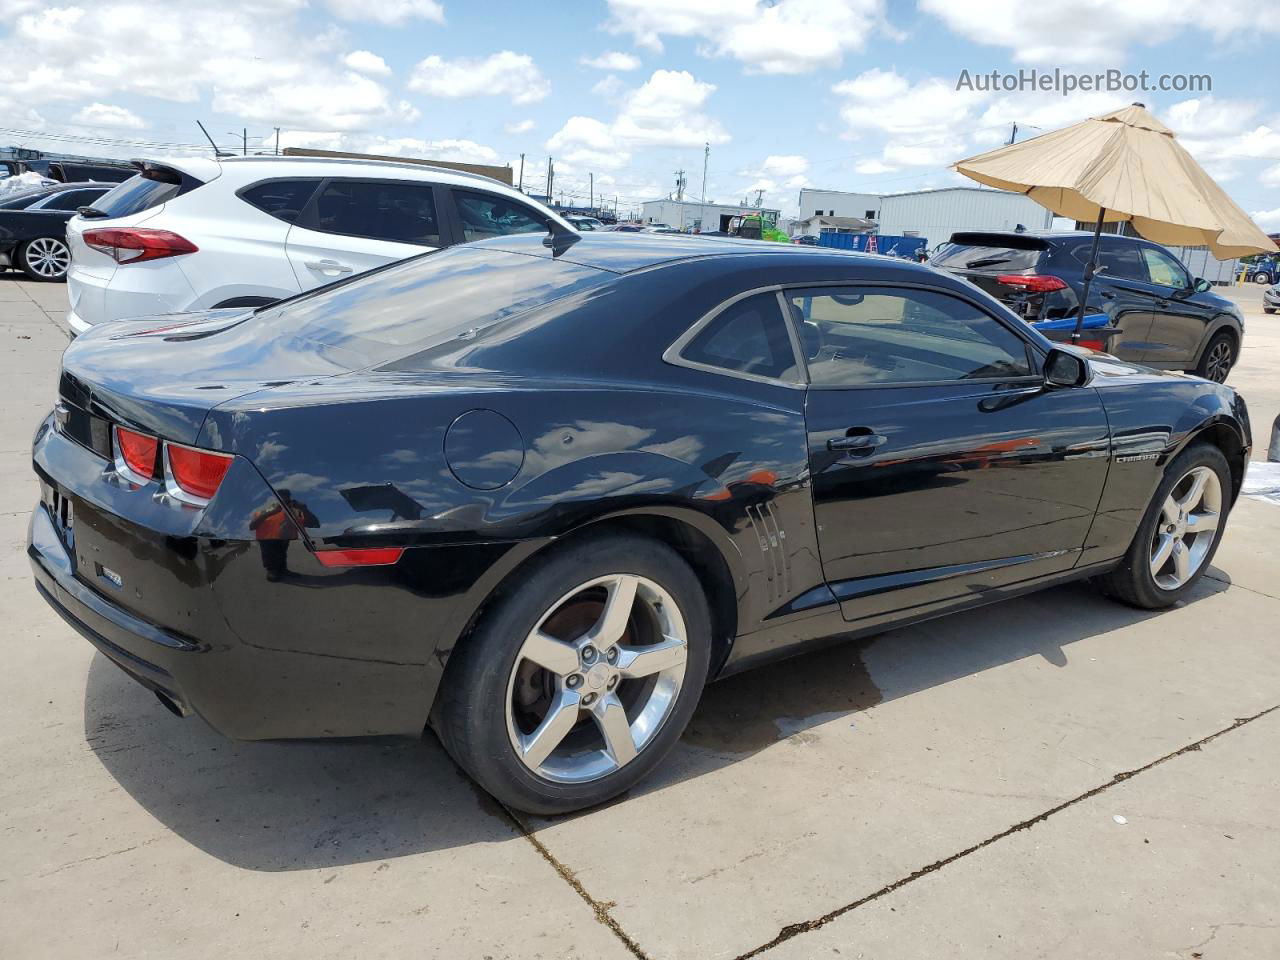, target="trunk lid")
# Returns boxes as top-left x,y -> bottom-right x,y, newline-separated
59,309 -> 361,446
